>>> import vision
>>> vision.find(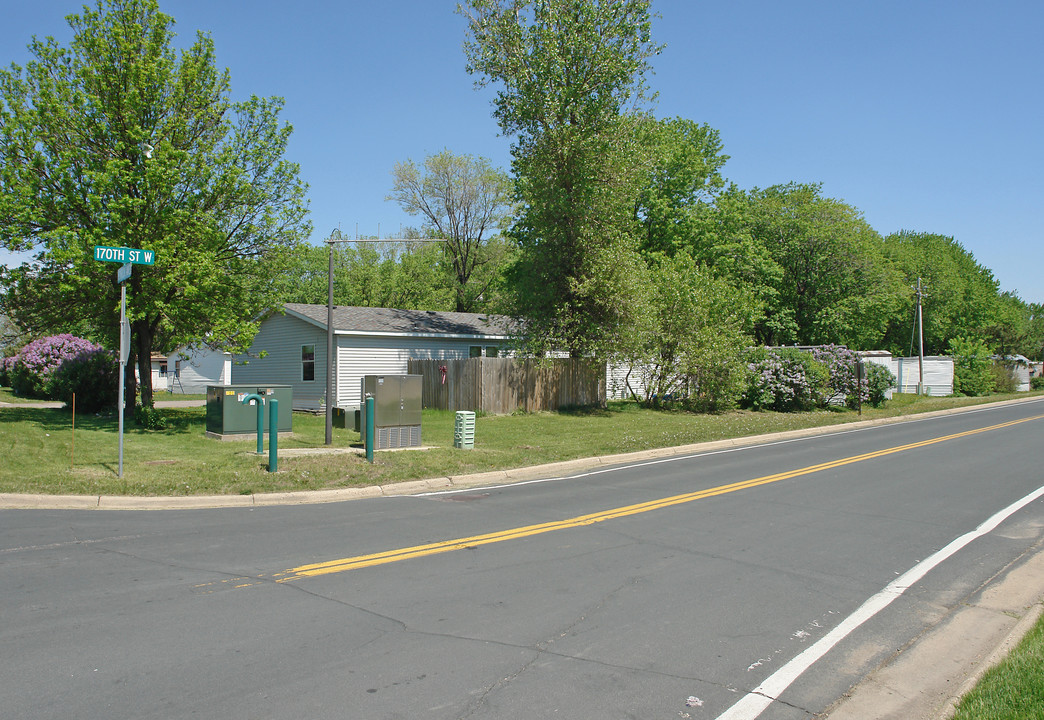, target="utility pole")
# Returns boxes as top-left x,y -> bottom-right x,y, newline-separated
916,277 -> 925,395
323,229 -> 443,445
